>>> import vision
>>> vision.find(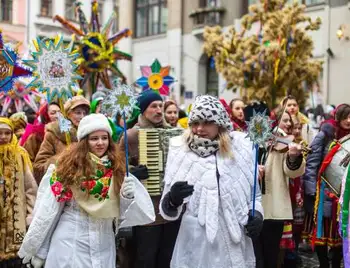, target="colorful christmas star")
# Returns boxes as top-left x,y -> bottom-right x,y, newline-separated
23,35 -> 81,102
135,59 -> 175,96
101,79 -> 136,119
0,81 -> 42,116
0,29 -> 32,93
54,0 -> 132,90
246,110 -> 273,148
